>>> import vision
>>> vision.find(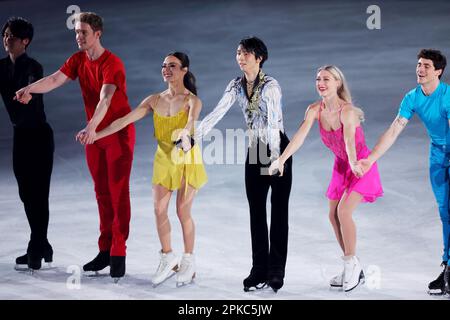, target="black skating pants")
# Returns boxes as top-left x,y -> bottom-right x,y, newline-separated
13,123 -> 54,256
245,132 -> 292,278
